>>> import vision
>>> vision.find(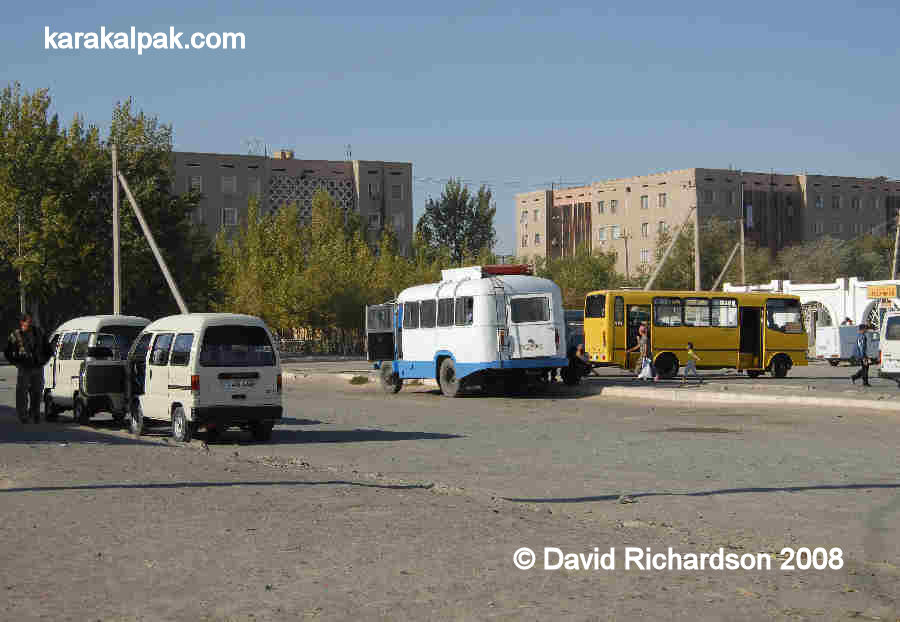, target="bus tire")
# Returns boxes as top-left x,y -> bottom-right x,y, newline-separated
379,362 -> 402,394
654,353 -> 679,379
438,358 -> 462,397
746,370 -> 762,378
561,364 -> 580,386
771,355 -> 790,378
